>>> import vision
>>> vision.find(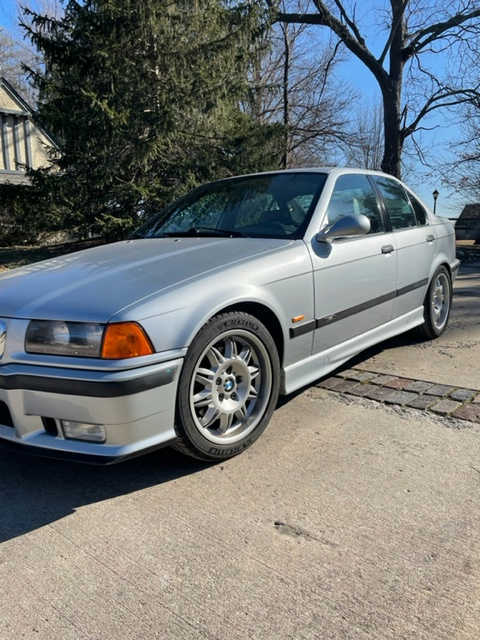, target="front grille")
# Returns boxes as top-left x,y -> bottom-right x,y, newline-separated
0,401 -> 14,428
42,417 -> 59,437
